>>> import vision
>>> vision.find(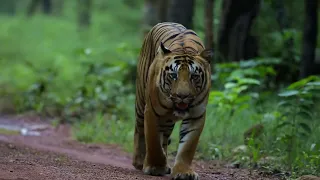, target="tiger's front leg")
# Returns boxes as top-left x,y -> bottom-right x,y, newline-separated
142,102 -> 168,176
171,115 -> 205,180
